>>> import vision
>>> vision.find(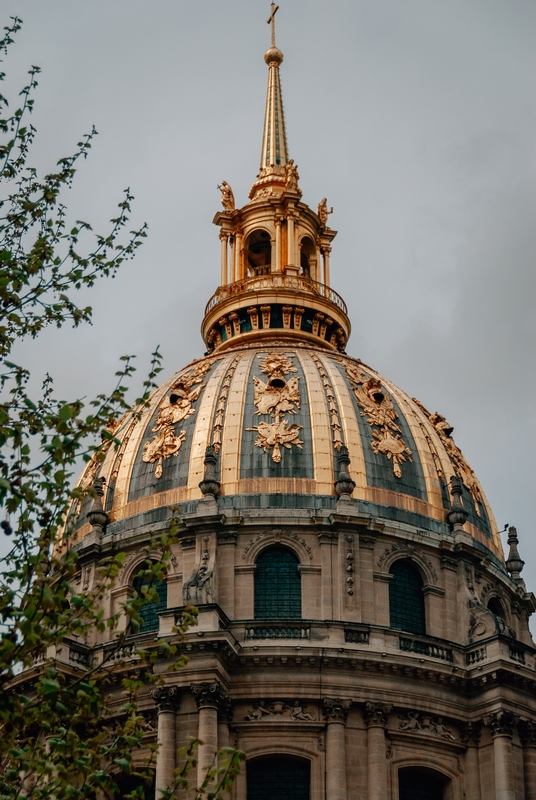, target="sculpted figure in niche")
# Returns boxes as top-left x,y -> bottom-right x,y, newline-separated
218,180 -> 235,212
